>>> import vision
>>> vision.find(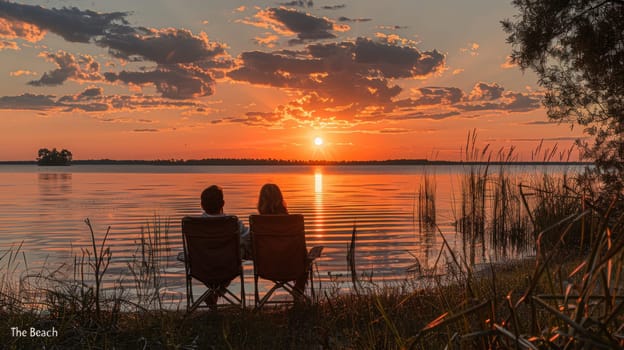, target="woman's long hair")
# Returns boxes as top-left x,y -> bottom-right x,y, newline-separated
257,183 -> 288,214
